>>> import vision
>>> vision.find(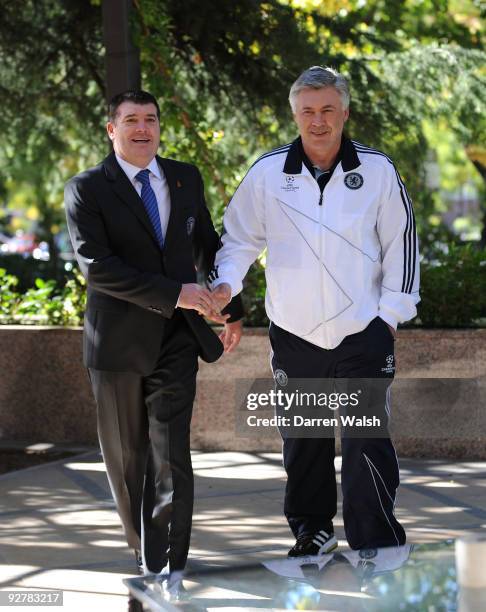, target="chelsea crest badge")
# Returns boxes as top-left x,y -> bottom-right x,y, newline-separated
344,172 -> 364,190
186,216 -> 195,235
